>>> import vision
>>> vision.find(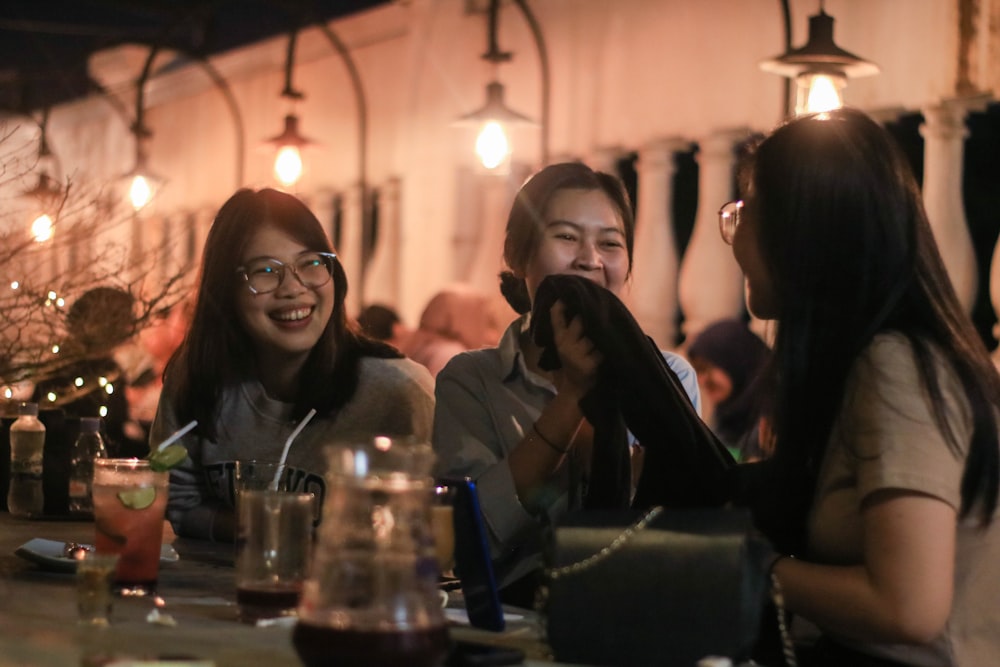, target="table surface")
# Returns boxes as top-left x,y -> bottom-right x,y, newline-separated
0,512 -> 566,667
